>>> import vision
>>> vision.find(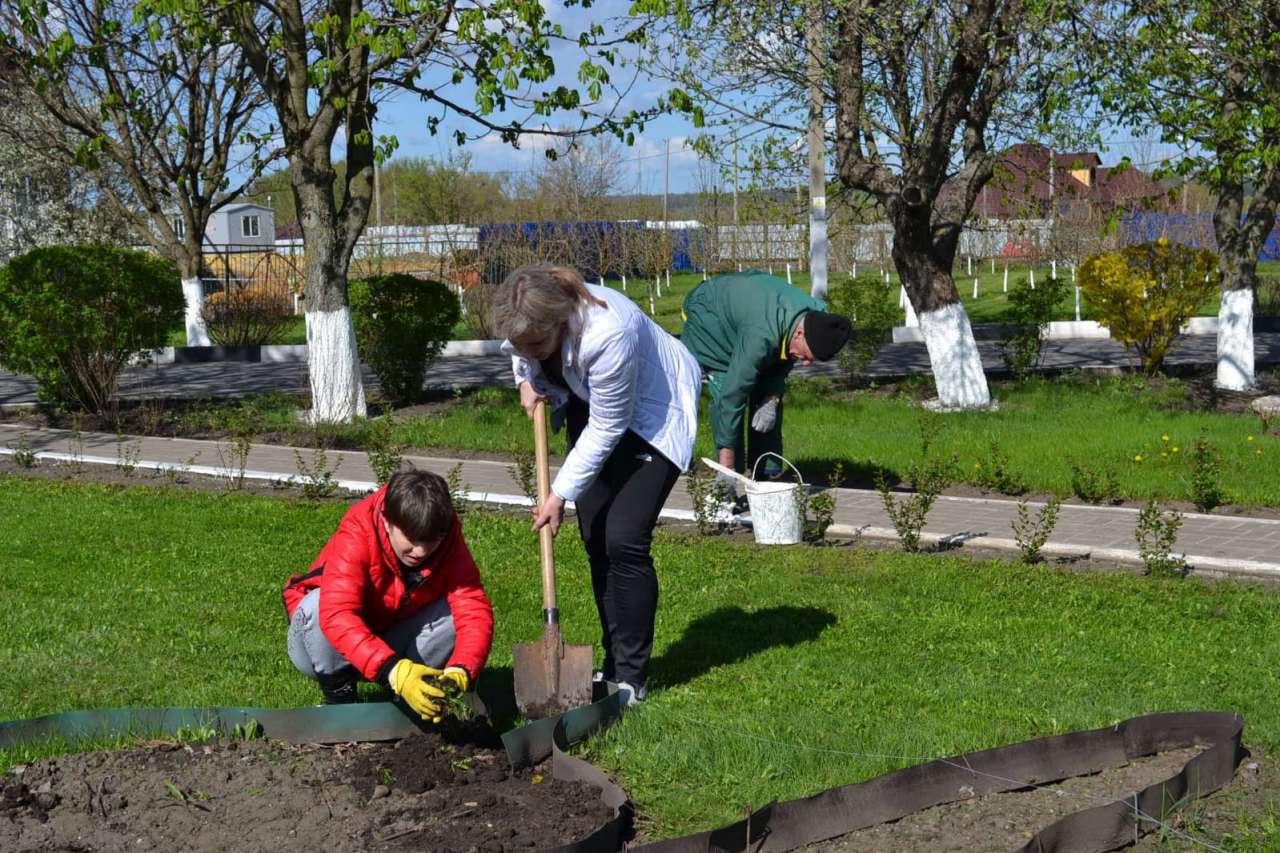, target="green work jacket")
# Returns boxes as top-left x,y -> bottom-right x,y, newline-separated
680,270 -> 824,450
